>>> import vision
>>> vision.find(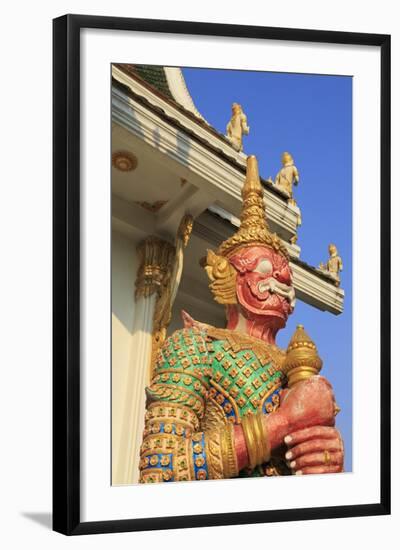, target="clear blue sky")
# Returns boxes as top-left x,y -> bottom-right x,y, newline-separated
183,67 -> 353,471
